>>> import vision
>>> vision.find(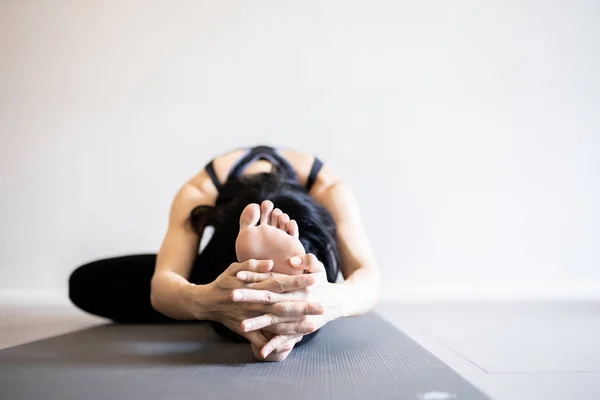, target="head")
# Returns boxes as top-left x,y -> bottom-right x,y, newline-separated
189,173 -> 340,284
